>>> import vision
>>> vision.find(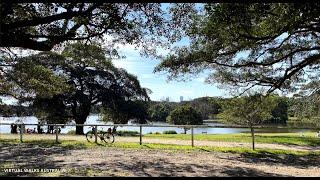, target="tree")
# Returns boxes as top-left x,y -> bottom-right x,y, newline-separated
155,3 -> 320,94
182,97 -> 222,119
269,95 -> 288,124
0,3 -> 196,53
220,93 -> 276,150
148,102 -> 173,122
102,100 -> 150,124
10,42 -> 149,134
166,105 -> 203,134
288,83 -> 320,126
